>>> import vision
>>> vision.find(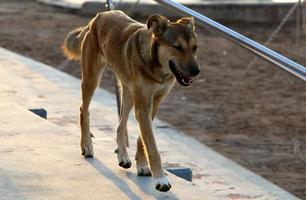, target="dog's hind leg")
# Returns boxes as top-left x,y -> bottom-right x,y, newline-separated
136,136 -> 151,176
80,68 -> 104,158
115,85 -> 133,168
80,30 -> 104,158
